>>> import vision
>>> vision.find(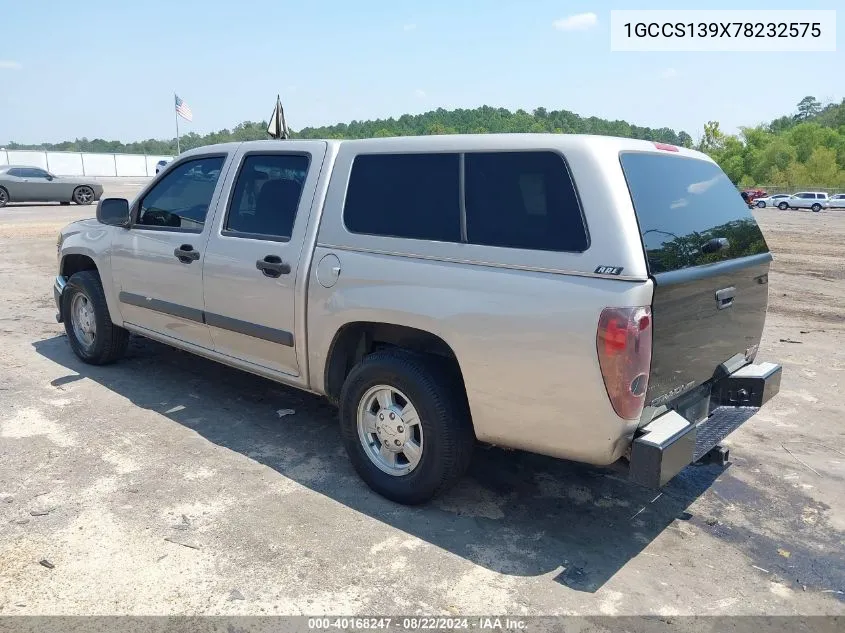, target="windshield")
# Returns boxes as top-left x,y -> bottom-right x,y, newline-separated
620,152 -> 769,274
